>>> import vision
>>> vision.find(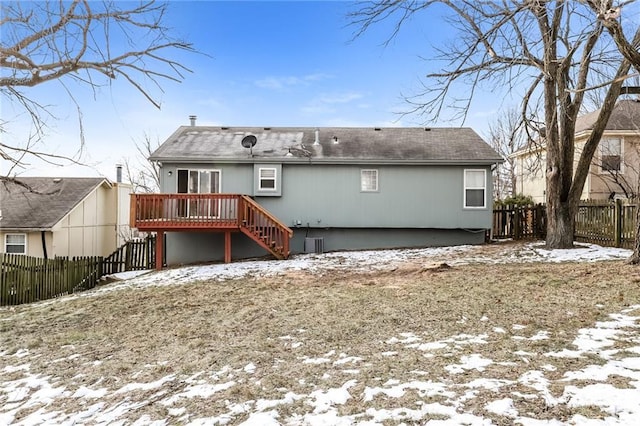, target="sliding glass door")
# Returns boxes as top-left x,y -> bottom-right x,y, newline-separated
176,169 -> 221,217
